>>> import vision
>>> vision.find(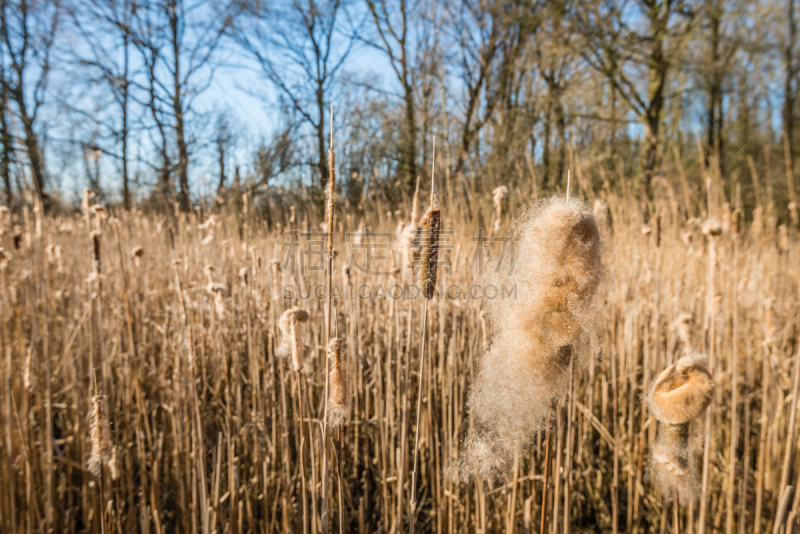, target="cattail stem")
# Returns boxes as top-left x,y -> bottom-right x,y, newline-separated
409,301 -> 428,534
540,422 -> 552,534
321,104 -> 336,534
